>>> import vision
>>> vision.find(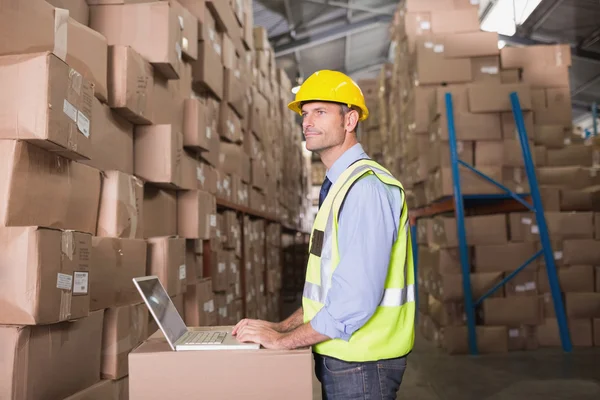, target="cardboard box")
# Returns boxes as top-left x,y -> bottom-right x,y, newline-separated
432,215 -> 507,248
96,171 -> 143,235
546,87 -> 572,110
196,161 -> 219,194
436,272 -> 504,302
219,142 -> 251,183
224,68 -> 248,118
193,39 -> 224,99
0,141 -> 101,233
101,303 -> 148,379
107,45 -> 154,124
129,330 -> 313,399
473,242 -> 537,273
501,68 -> 520,84
415,41 -> 472,85
147,237 -> 187,296
435,112 -> 503,141
471,56 -> 501,83
543,212 -> 594,241
90,237 -> 147,311
64,380 -> 117,400
181,150 -> 200,190
212,252 -> 230,292
170,0 -> 198,61
482,296 -> 542,325
219,103 -> 243,143
135,125 -> 184,189
0,227 -> 90,324
468,83 -> 532,113
250,188 -> 267,213
442,326 -> 508,355
177,190 -> 217,239
428,167 -> 505,201
522,66 -> 570,89
251,159 -> 268,191
537,318 -> 592,347
442,31 -> 499,58
538,265 -> 595,293
500,44 -> 572,69
46,0 -> 89,25
90,2 -> 183,79
184,97 -> 211,151
185,278 -> 217,326
0,52 -> 93,160
562,239 -> 600,266
198,96 -> 222,167
547,145 -> 593,167
428,140 -> 474,172
65,17 -> 109,102
507,326 -> 538,351
430,8 -> 479,34
501,111 -> 534,140
185,239 -> 203,284
537,167 -> 600,190
143,186 -> 177,238
541,186 -> 600,212
0,311 -> 104,398
534,125 -> 567,148
504,269 -> 538,297
80,99 -> 134,174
